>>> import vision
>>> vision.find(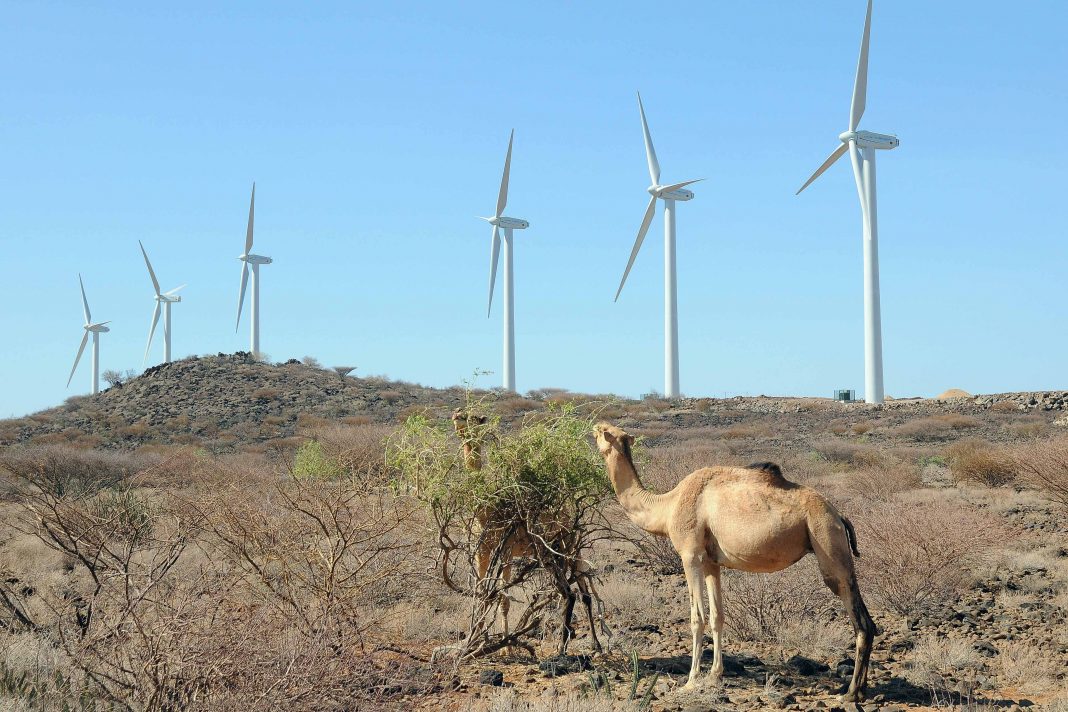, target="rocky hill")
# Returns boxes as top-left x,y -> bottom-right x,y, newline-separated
0,353 -> 470,450
1,352 -> 1064,451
